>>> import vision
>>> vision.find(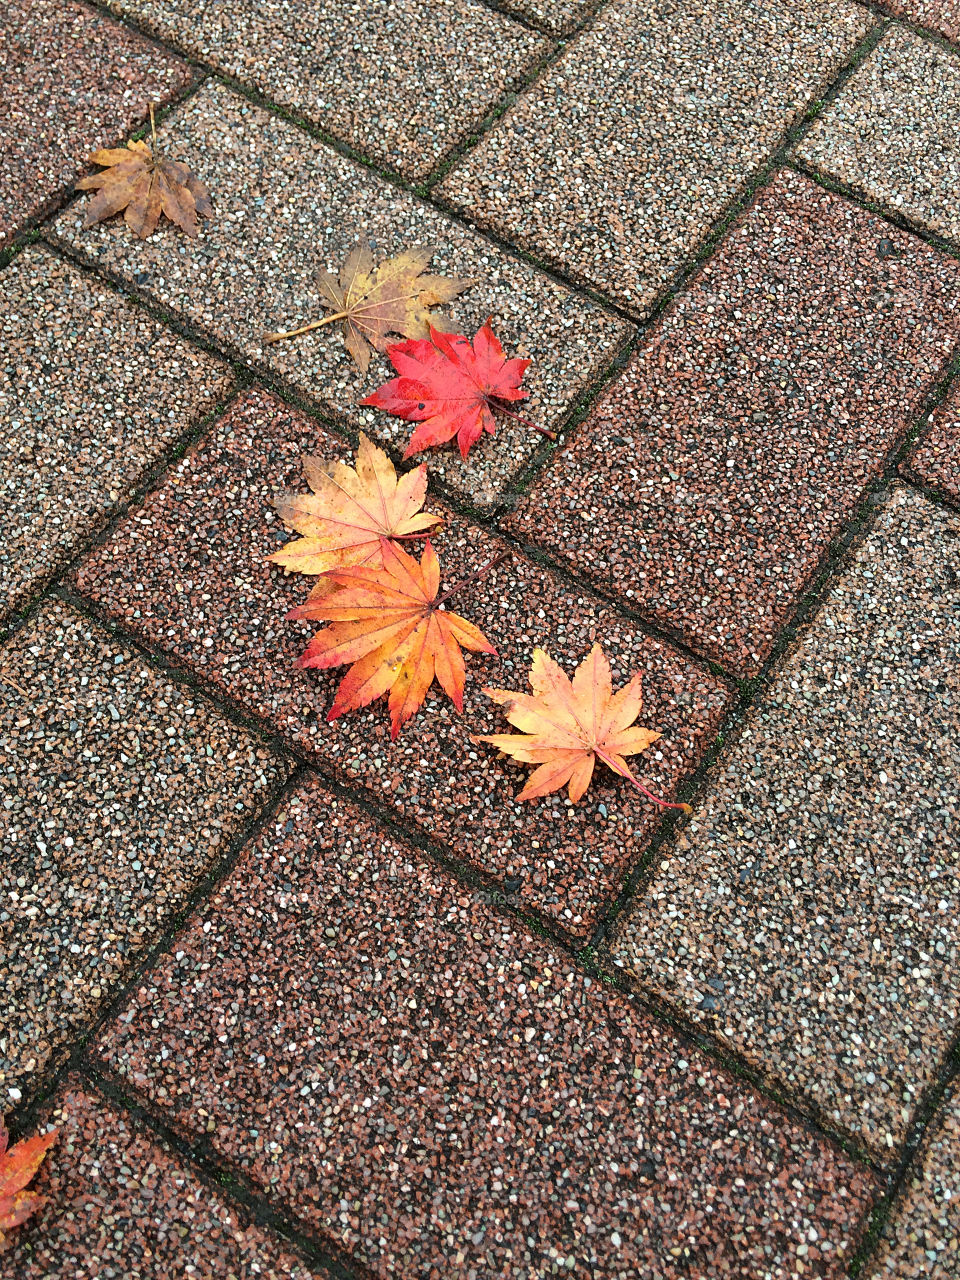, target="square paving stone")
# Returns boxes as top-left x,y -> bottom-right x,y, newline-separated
0,600 -> 286,1105
867,1080 -> 960,1278
49,80 -> 630,511
7,1079 -> 319,1277
608,486 -> 960,1159
880,1 -> 960,44
102,0 -> 548,182
437,0 -> 871,315
73,387 -> 731,940
0,245 -> 233,620
902,378 -> 960,502
505,170 -> 960,677
796,27 -> 960,246
95,774 -> 876,1279
0,0 -> 193,249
